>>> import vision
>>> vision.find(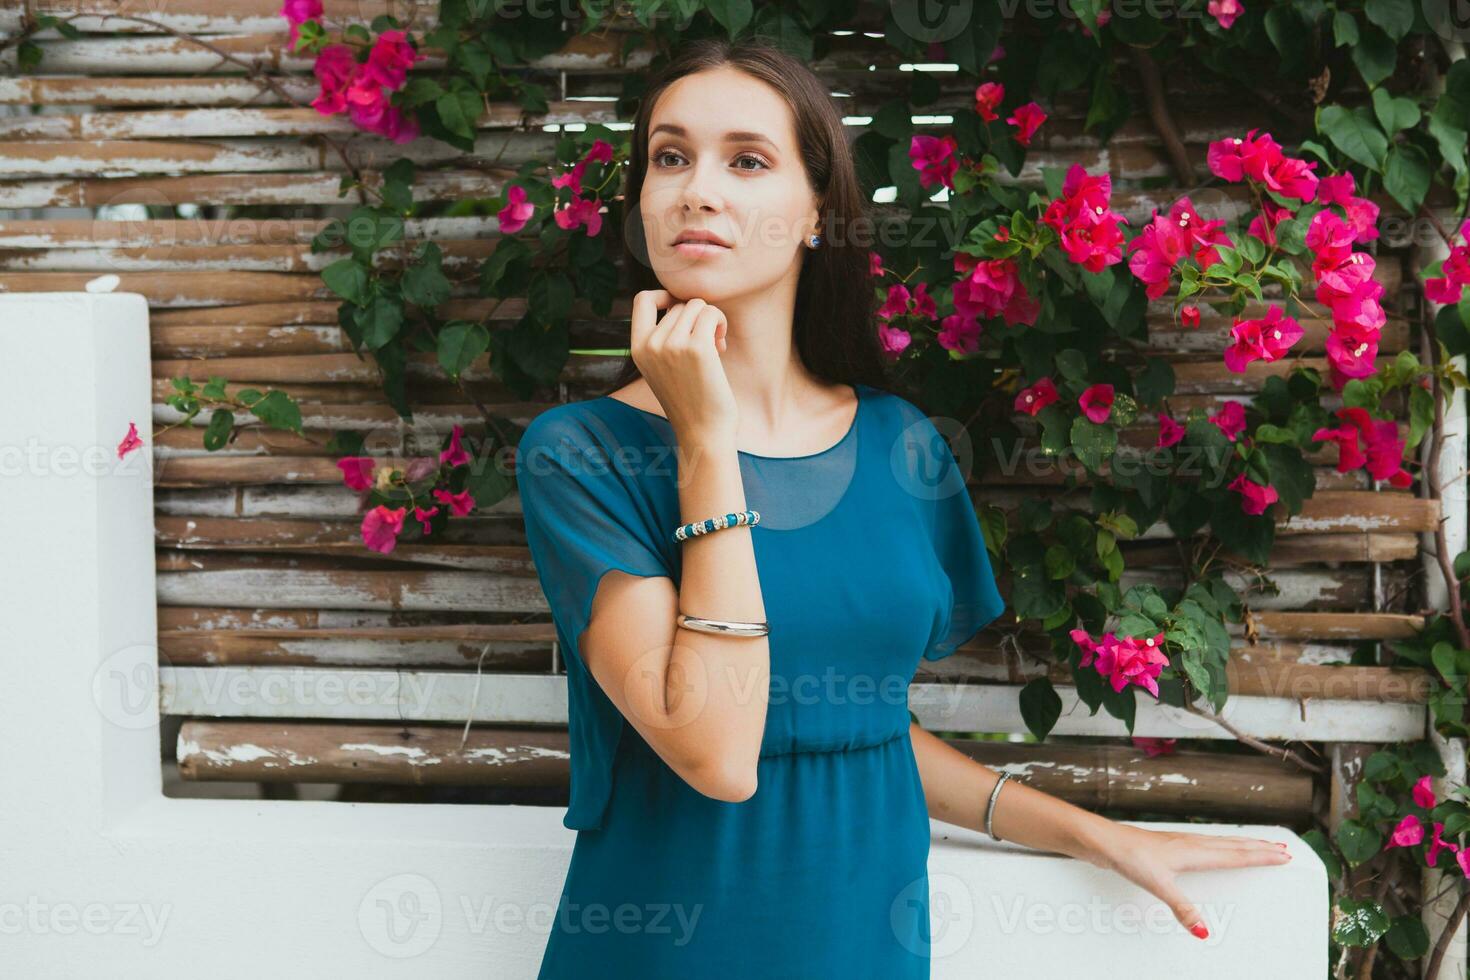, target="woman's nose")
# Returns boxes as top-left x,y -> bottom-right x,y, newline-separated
679,164 -> 724,213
